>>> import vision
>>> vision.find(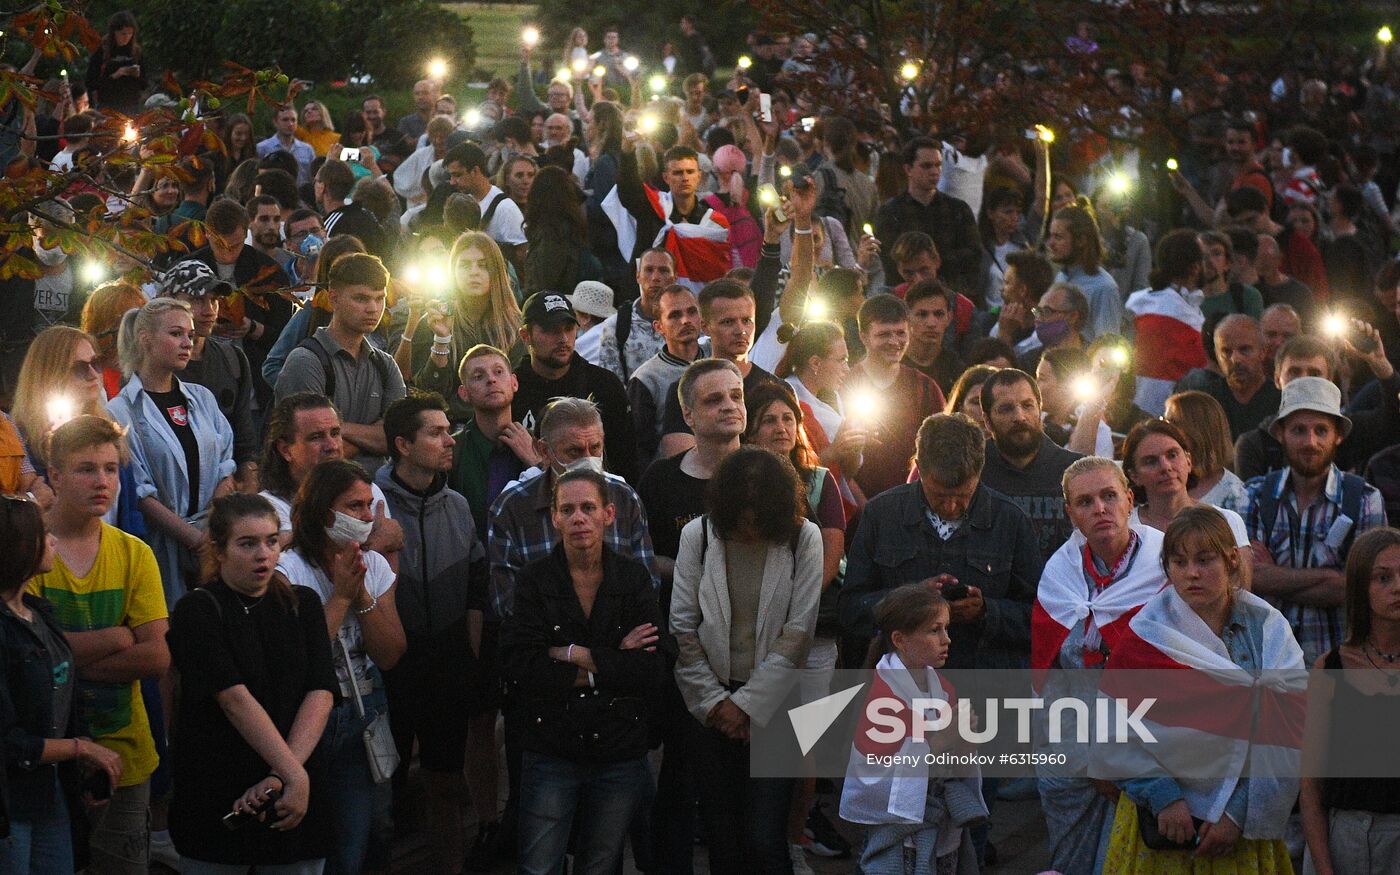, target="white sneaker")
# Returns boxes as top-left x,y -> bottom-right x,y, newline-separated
149,833 -> 181,871
789,842 -> 816,875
